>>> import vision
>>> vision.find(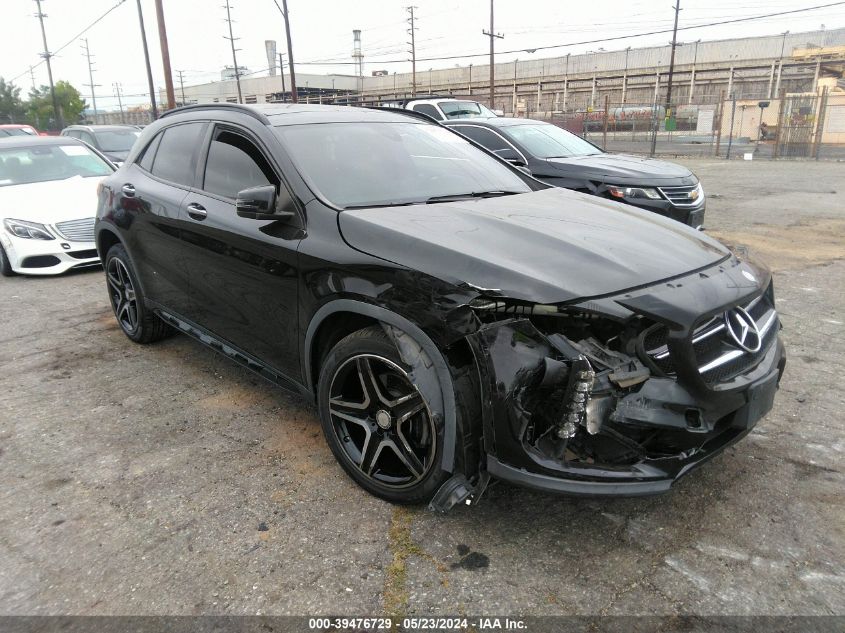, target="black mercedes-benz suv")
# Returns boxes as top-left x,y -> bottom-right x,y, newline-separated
444,117 -> 706,228
95,103 -> 785,509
